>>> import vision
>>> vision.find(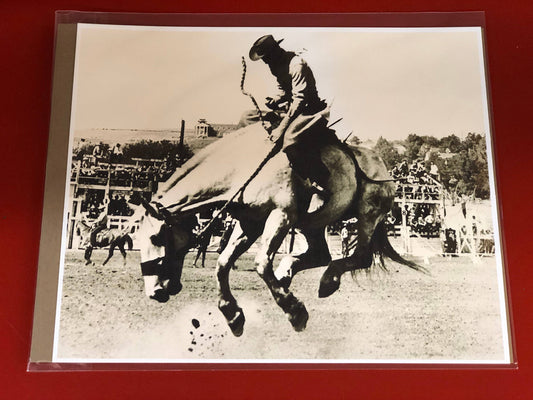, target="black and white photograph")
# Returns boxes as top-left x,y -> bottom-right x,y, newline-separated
51,23 -> 510,363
